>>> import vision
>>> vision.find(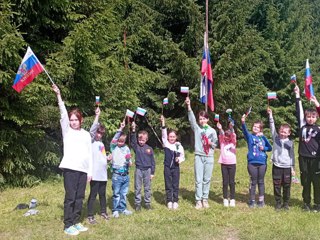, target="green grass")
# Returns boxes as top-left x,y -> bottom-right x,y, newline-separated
0,147 -> 318,240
